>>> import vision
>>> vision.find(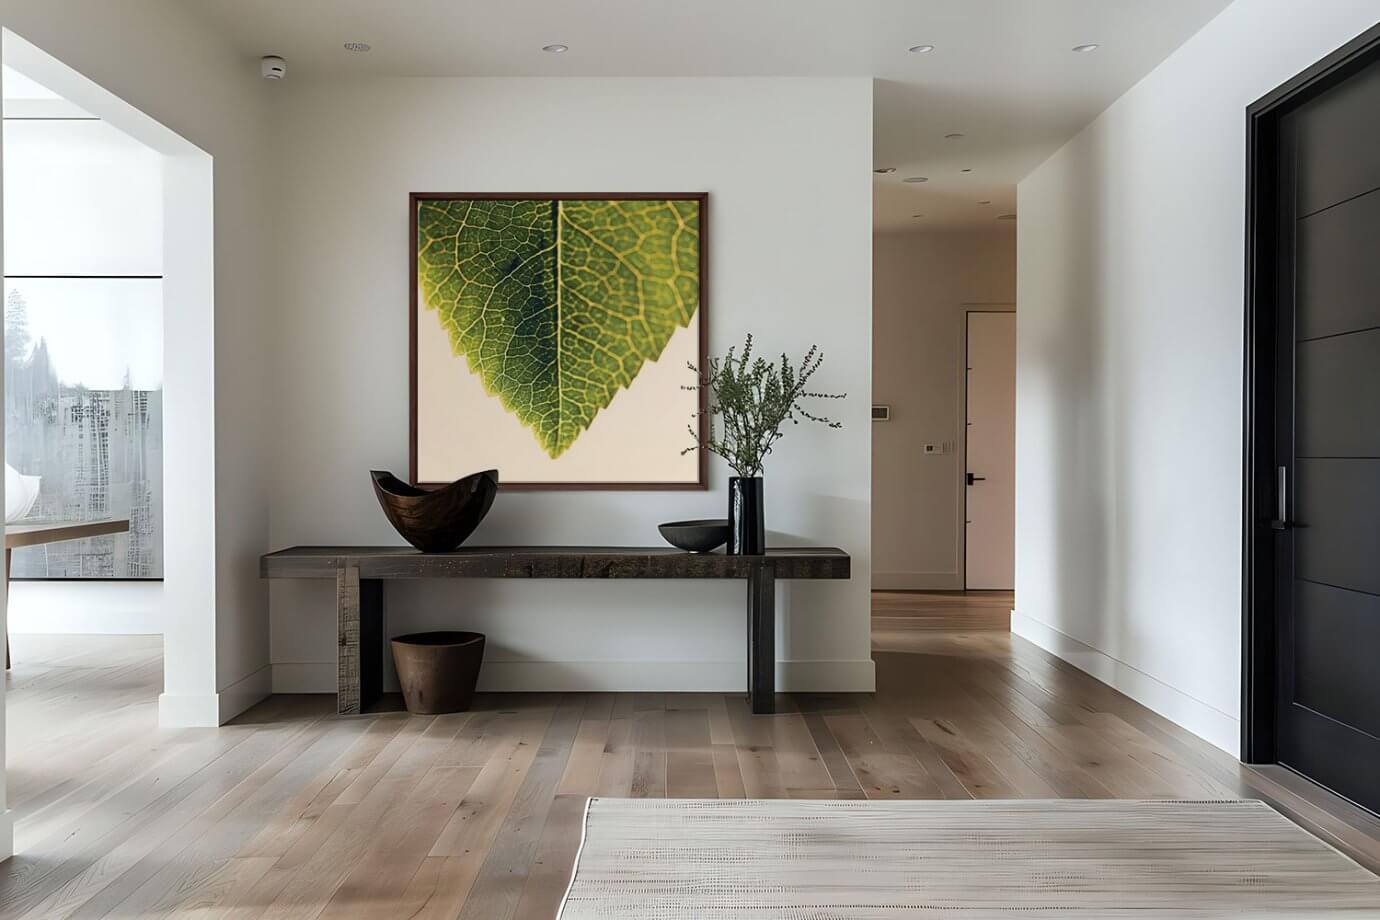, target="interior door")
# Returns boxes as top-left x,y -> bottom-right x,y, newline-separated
1274,54 -> 1380,814
965,311 -> 1015,590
